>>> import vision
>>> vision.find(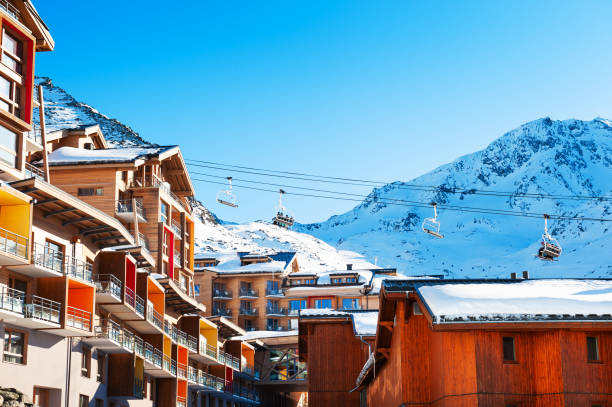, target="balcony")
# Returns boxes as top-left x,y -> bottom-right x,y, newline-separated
239,307 -> 258,316
206,343 -> 218,361
239,288 -> 259,298
171,219 -> 182,240
146,304 -> 164,332
177,362 -> 187,379
162,355 -> 177,377
134,336 -> 145,359
177,396 -> 187,407
25,162 -> 45,180
266,324 -> 290,332
212,307 -> 231,317
143,343 -> 163,370
82,320 -> 131,353
0,286 -> 24,319
134,378 -> 144,400
0,0 -> 20,22
8,242 -> 63,278
94,274 -> 122,304
176,328 -> 189,348
241,363 -> 255,377
187,334 -> 198,353
266,307 -> 288,316
138,233 -> 150,253
187,366 -> 198,383
265,288 -> 284,297
122,328 -> 135,353
129,176 -> 189,212
0,226 -> 29,265
115,199 -> 147,223
212,289 -> 232,299
64,257 -> 93,284
22,296 -> 61,329
66,305 -> 92,332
